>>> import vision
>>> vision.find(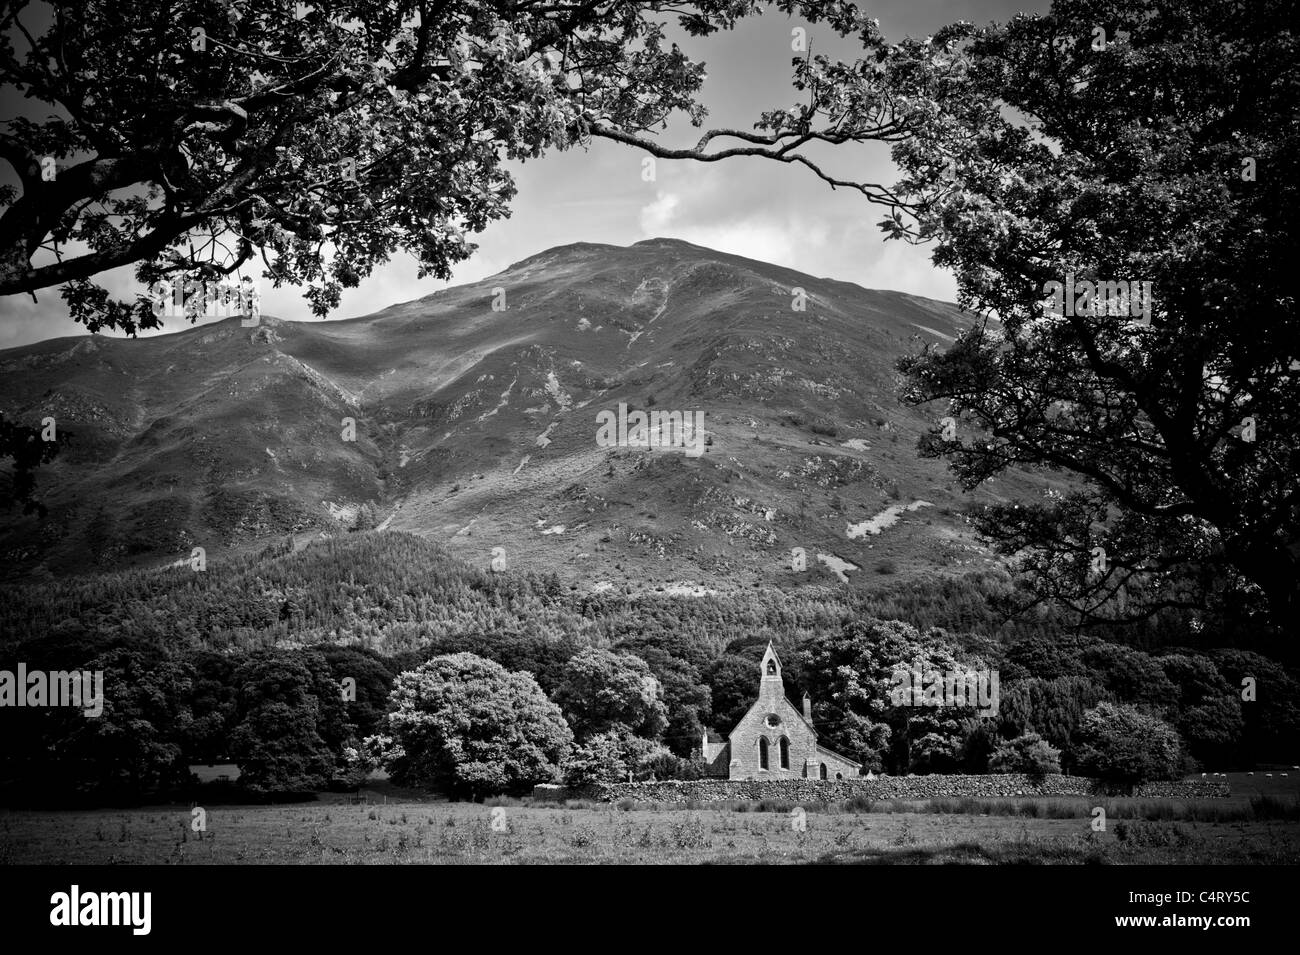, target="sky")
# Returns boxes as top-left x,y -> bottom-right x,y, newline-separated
0,0 -> 1042,350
